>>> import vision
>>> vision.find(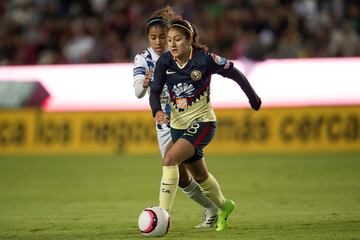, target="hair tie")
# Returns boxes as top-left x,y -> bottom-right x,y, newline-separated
146,17 -> 170,29
170,22 -> 193,36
